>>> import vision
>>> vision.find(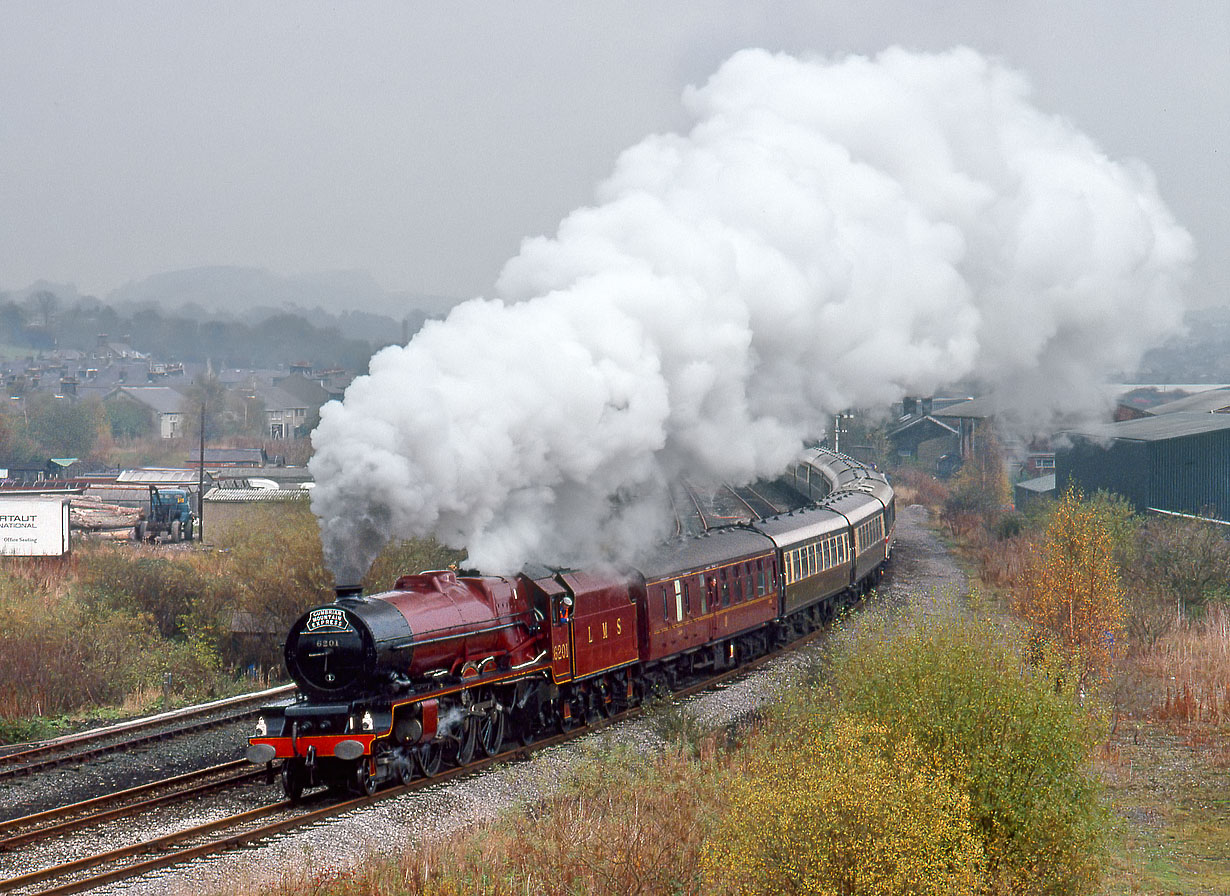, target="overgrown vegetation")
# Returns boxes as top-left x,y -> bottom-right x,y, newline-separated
918,458 -> 1230,894
0,503 -> 461,742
